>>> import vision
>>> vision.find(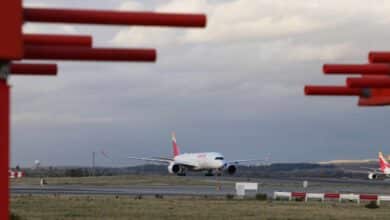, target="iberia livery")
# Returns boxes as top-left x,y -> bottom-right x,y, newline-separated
128,132 -> 264,176
368,152 -> 390,179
